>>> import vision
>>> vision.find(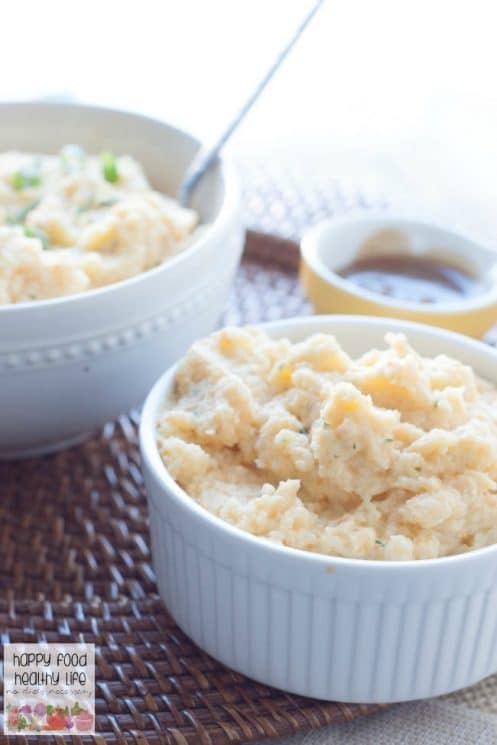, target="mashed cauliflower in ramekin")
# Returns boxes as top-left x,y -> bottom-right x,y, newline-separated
0,148 -> 197,303
157,327 -> 497,561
